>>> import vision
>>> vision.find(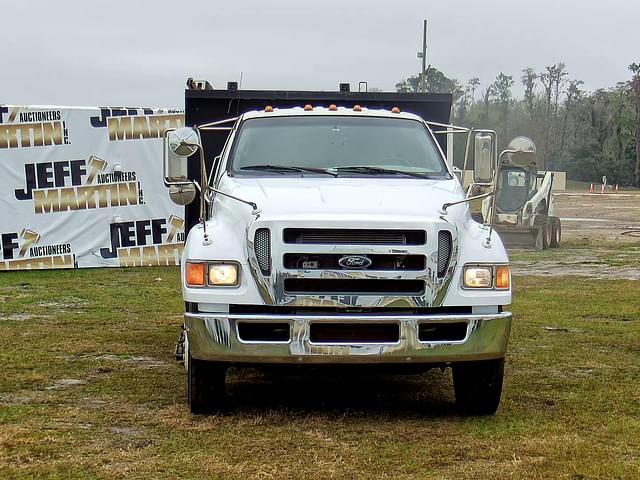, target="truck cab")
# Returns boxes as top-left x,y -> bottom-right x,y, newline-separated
165,84 -> 513,415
